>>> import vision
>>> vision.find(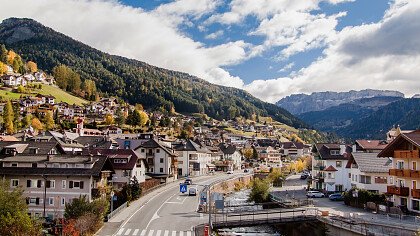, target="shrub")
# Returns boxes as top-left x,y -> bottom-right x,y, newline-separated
248,178 -> 270,203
